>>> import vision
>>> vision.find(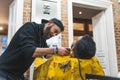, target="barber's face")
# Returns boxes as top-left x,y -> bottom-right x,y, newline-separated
43,24 -> 61,39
